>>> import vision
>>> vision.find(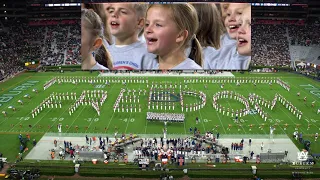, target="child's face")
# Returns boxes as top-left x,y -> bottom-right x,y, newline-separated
224,3 -> 248,39
103,3 -> 112,13
103,3 -> 112,21
80,20 -> 91,62
237,6 -> 251,56
144,6 -> 181,56
103,3 -> 112,24
220,3 -> 229,23
106,3 -> 140,39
